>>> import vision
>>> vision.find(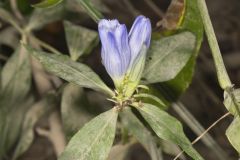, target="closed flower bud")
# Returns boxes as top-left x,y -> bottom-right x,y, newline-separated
98,15 -> 151,96
98,19 -> 131,88
125,16 -> 151,96
128,15 -> 151,68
